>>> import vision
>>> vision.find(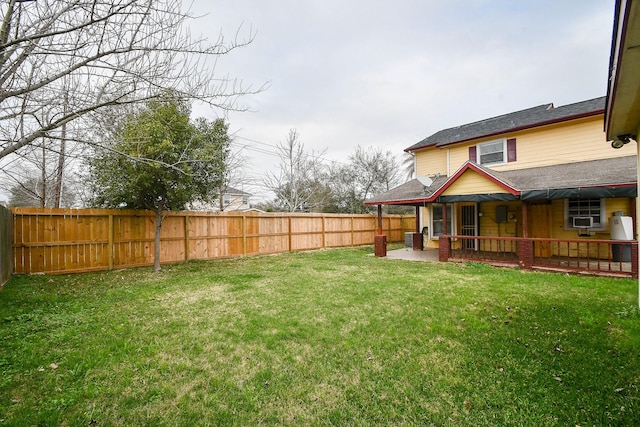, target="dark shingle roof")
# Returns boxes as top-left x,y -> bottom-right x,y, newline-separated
406,97 -> 606,152
497,155 -> 637,190
365,175 -> 448,205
